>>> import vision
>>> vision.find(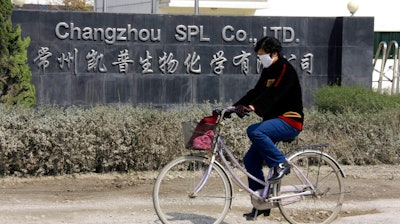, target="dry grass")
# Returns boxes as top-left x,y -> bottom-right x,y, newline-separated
0,104 -> 399,176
